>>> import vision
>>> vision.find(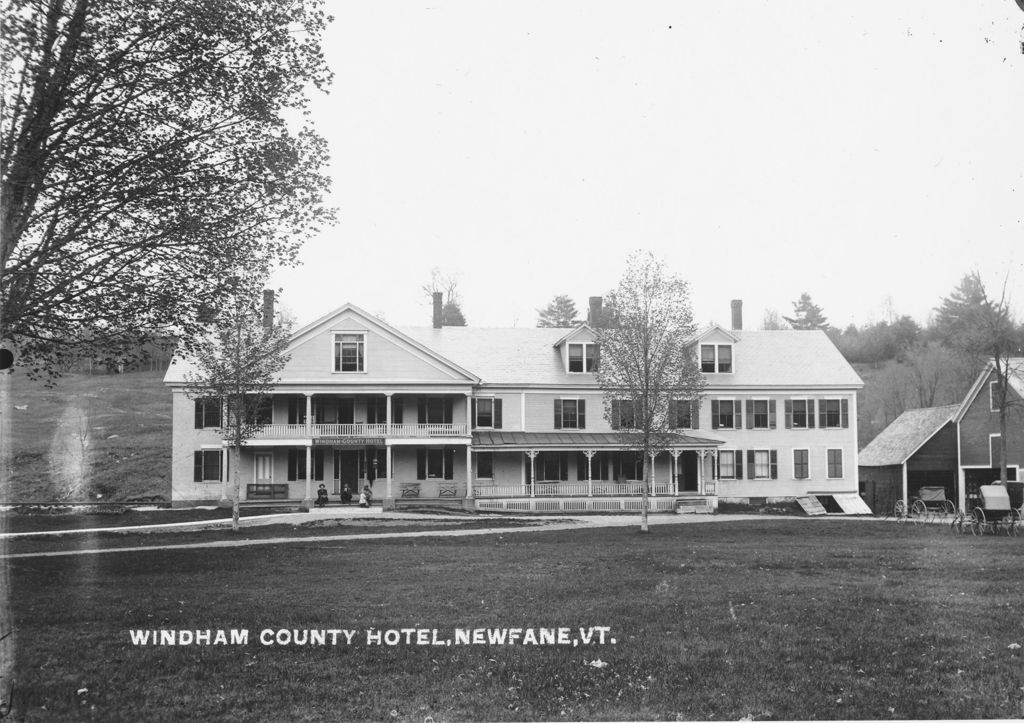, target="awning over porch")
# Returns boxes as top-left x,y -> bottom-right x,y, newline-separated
472,431 -> 725,451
